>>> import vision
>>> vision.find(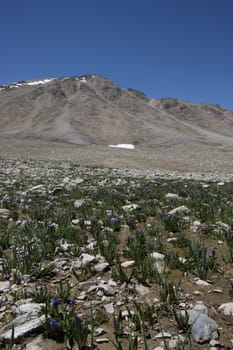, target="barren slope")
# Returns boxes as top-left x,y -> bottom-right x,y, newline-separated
1,74 -> 233,148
